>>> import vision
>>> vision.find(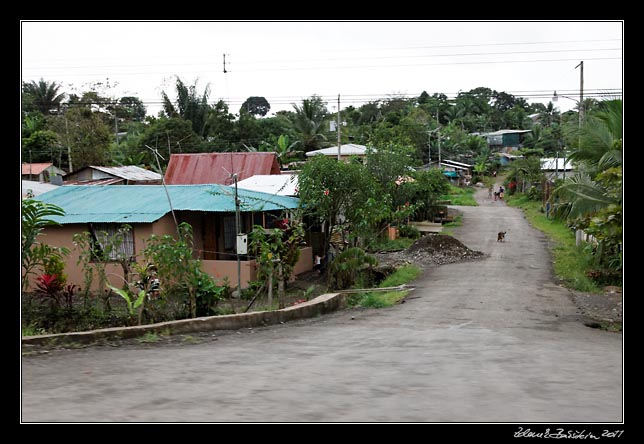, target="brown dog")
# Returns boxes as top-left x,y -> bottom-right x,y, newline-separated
497,231 -> 506,242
